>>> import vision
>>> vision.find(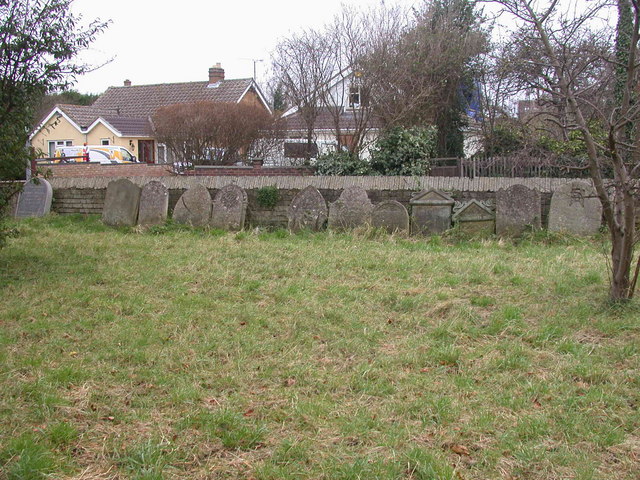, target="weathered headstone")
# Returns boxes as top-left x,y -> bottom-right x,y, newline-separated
210,184 -> 248,231
172,184 -> 212,227
102,178 -> 141,227
496,184 -> 541,237
138,181 -> 168,227
548,181 -> 602,235
409,189 -> 454,235
327,186 -> 373,230
372,200 -> 409,233
15,178 -> 52,218
288,186 -> 328,232
452,200 -> 495,236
